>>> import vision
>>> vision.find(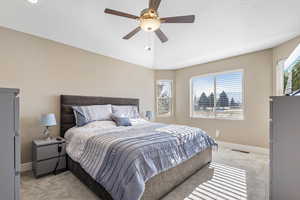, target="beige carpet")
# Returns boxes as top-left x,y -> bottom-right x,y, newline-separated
21,148 -> 269,200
